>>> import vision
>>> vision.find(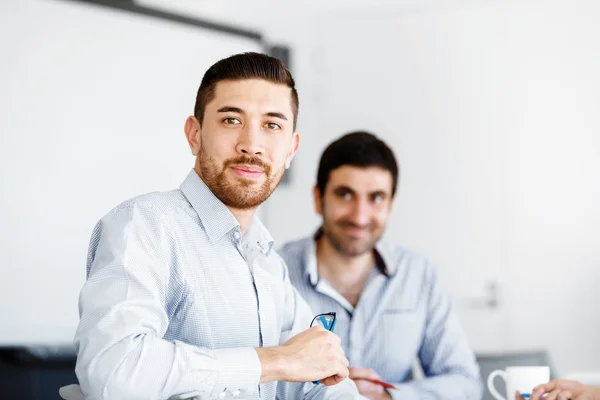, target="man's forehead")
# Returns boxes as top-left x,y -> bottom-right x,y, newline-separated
209,79 -> 293,116
329,166 -> 393,192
